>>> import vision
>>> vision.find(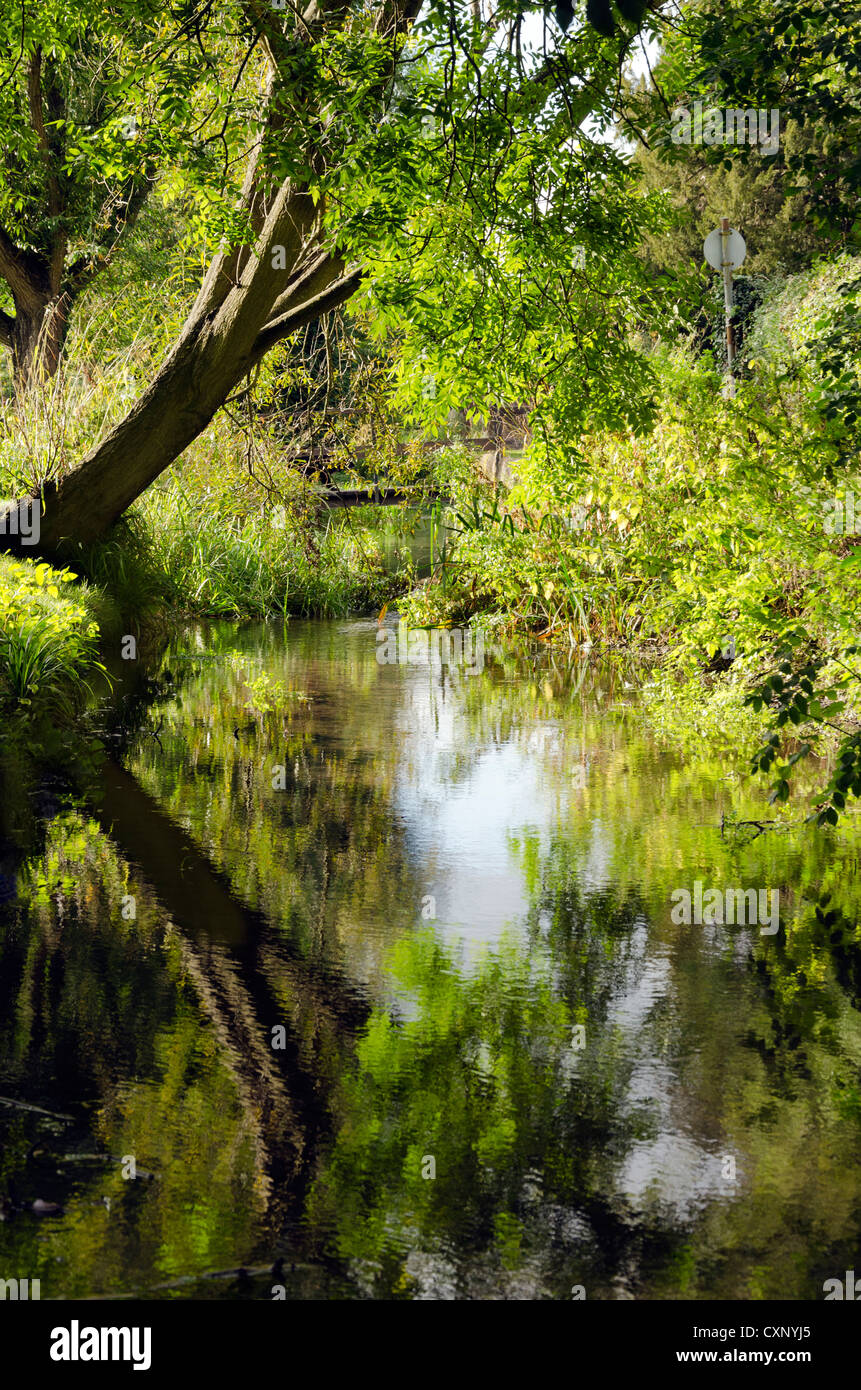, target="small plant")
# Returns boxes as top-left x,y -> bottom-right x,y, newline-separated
224,651 -> 309,715
0,556 -> 106,713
